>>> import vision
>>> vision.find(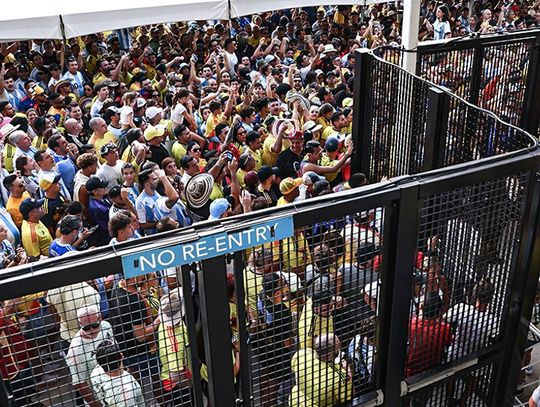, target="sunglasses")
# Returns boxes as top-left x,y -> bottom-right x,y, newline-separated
192,148 -> 201,152
81,321 -> 100,331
